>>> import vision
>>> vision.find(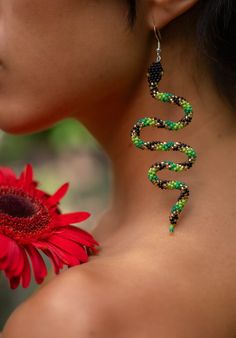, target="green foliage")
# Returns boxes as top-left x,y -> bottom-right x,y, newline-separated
48,119 -> 99,153
0,119 -> 99,163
